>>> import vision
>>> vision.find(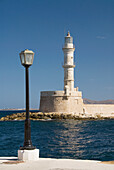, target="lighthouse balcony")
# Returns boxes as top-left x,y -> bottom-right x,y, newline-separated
62,44 -> 75,49
62,64 -> 75,68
